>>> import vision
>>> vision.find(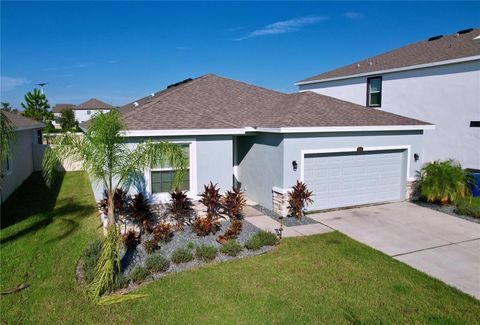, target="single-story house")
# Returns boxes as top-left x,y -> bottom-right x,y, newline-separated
53,98 -> 113,125
1,111 -> 45,202
90,74 -> 434,216
296,28 -> 480,170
